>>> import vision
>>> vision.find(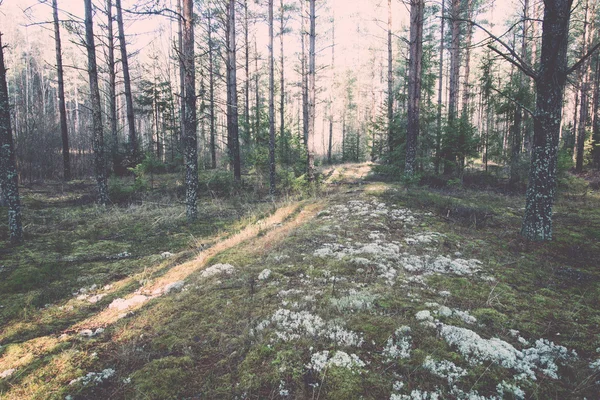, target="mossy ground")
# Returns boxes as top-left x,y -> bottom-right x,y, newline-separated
1,166 -> 599,399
